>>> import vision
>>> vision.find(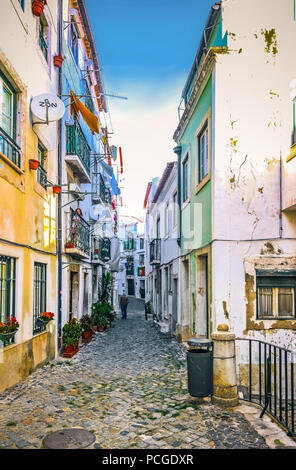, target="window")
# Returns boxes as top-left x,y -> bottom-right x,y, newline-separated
0,73 -> 21,168
182,156 -> 189,203
139,254 -> 144,265
198,123 -> 209,183
172,191 -> 178,228
140,238 -> 144,250
17,0 -> 25,10
168,264 -> 172,293
257,270 -> 296,319
164,204 -> 169,237
70,22 -> 79,64
0,255 -> 16,324
33,262 -> 47,334
39,17 -> 48,61
37,141 -> 47,189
